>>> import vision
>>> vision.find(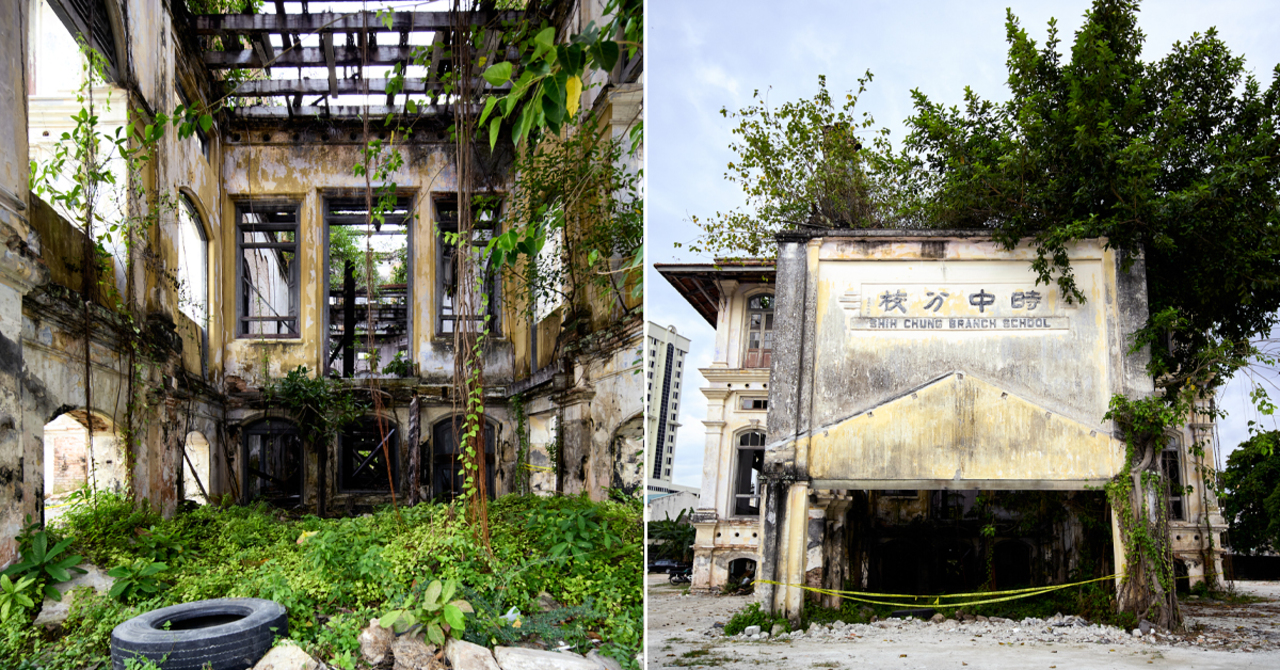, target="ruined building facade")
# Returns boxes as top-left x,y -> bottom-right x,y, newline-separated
658,232 -> 1226,618
1,0 -> 641,566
